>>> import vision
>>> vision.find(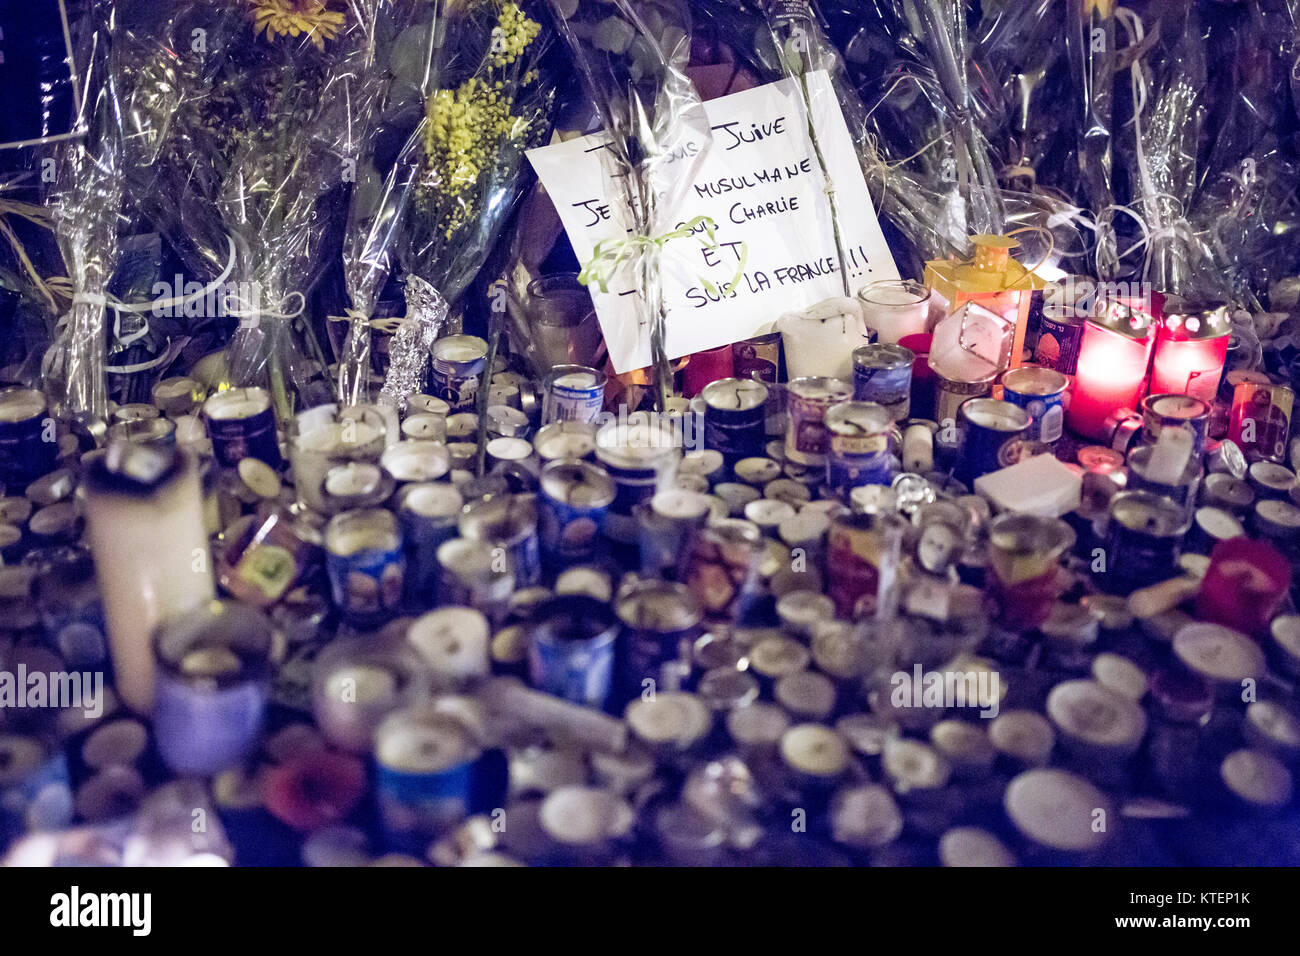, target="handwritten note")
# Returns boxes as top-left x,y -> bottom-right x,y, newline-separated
527,71 -> 899,374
